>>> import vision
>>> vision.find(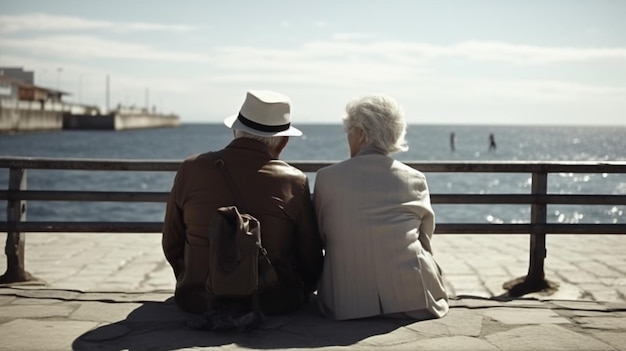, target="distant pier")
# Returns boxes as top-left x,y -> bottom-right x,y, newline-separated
63,111 -> 180,130
0,102 -> 180,133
